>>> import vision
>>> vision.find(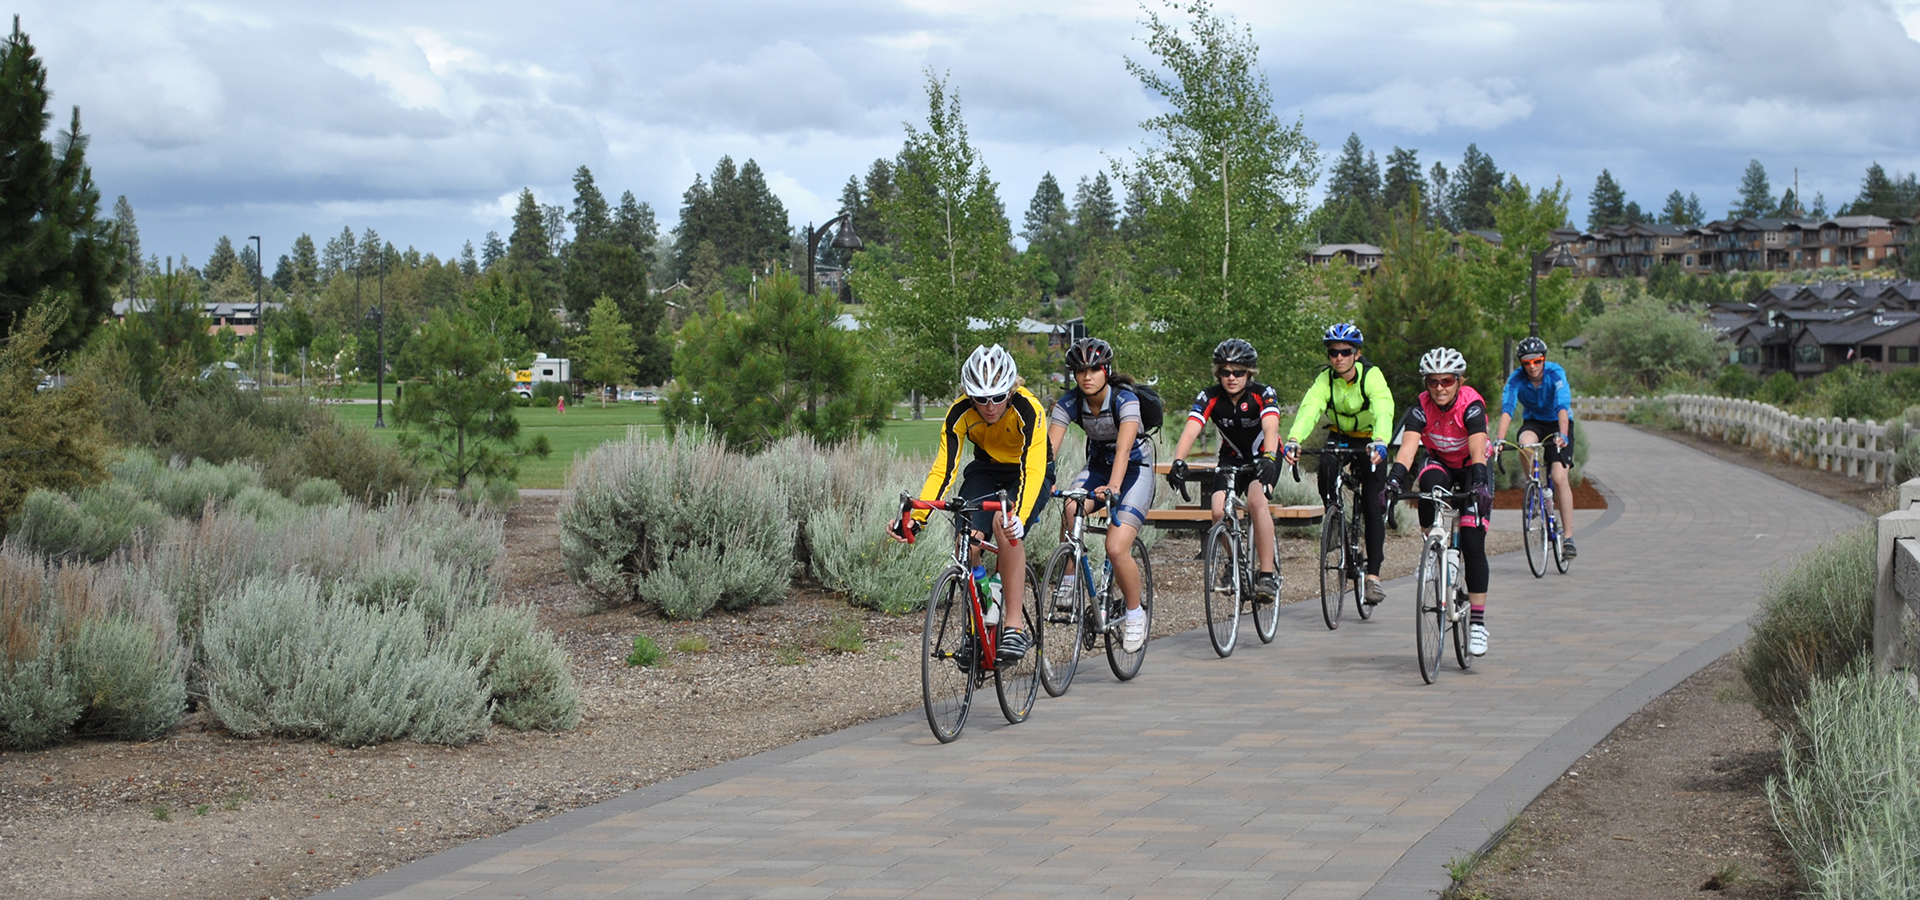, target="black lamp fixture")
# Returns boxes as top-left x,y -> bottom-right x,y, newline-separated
806,214 -> 865,296
1529,245 -> 1579,338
